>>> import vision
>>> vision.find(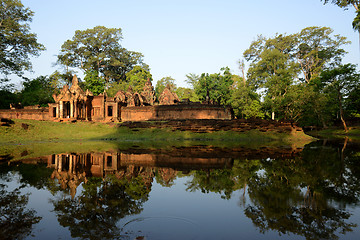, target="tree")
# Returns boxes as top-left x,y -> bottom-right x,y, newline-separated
49,70 -> 74,90
0,78 -> 18,108
182,73 -> 201,101
185,73 -> 200,89
175,87 -> 198,101
295,26 -> 349,84
155,76 -> 176,98
345,83 -> 360,116
244,27 -> 349,123
0,0 -> 45,76
230,76 -> 264,119
125,65 -> 152,93
195,67 -> 233,105
244,34 -> 299,120
57,26 -> 144,83
102,49 -> 145,83
319,63 -> 360,132
83,70 -> 105,96
20,76 -> 55,106
231,85 -> 264,119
